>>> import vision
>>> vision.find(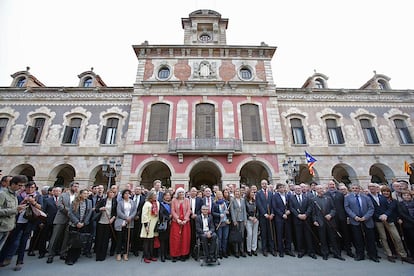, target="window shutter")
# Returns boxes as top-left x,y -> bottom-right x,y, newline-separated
100,126 -> 108,144
24,126 -> 36,143
336,127 -> 345,144
62,126 -> 73,143
148,104 -> 169,141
